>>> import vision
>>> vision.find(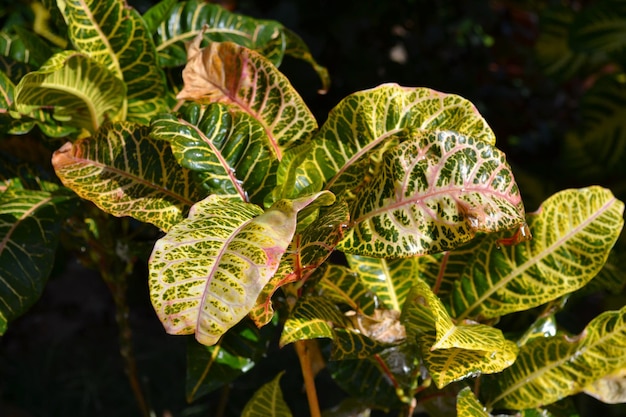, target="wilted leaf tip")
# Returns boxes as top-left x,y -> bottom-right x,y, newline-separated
51,142 -> 76,169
